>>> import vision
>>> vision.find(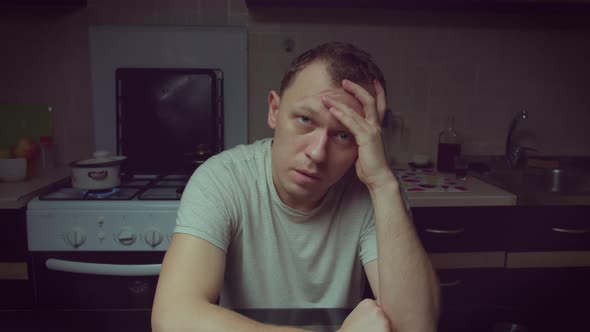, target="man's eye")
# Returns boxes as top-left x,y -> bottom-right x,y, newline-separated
335,132 -> 353,142
297,116 -> 311,125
